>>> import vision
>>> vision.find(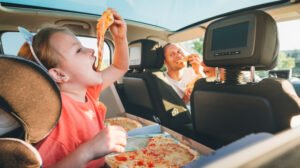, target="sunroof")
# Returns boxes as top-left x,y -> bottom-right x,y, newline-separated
0,0 -> 283,31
